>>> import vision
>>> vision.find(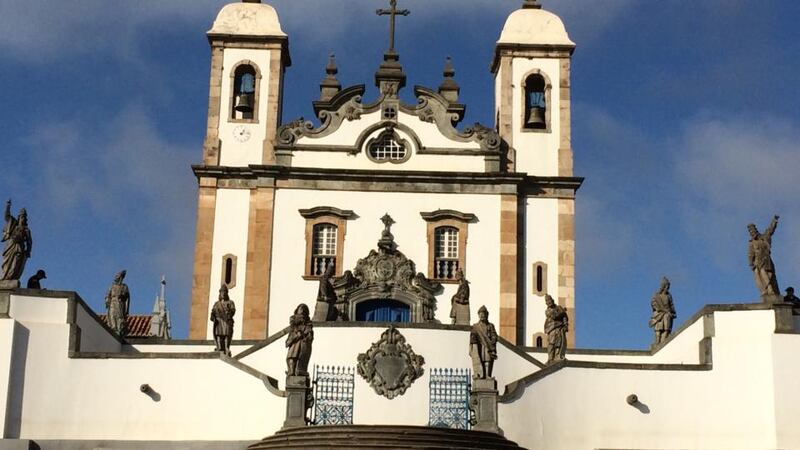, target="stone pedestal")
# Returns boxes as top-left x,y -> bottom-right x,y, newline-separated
282,375 -> 310,429
0,291 -> 11,318
471,377 -> 501,435
0,280 -> 20,290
